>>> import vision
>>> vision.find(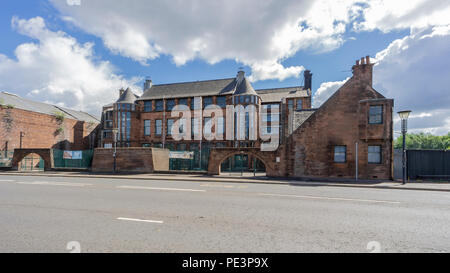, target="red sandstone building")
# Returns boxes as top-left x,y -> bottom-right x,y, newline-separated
96,56 -> 394,180
0,92 -> 99,170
